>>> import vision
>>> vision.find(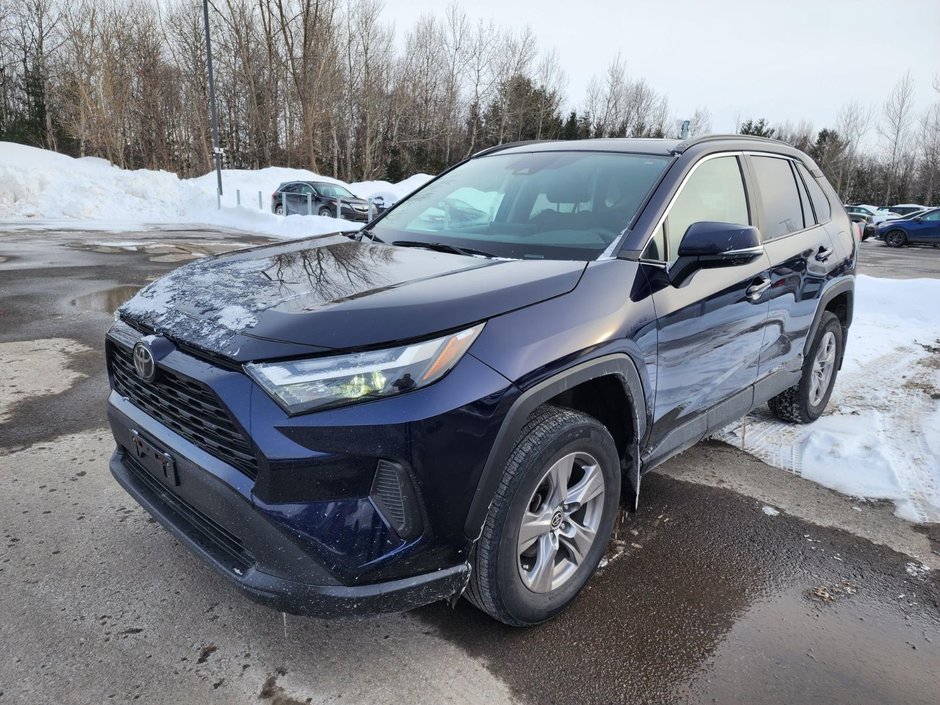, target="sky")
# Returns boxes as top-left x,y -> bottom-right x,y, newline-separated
383,0 -> 940,141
